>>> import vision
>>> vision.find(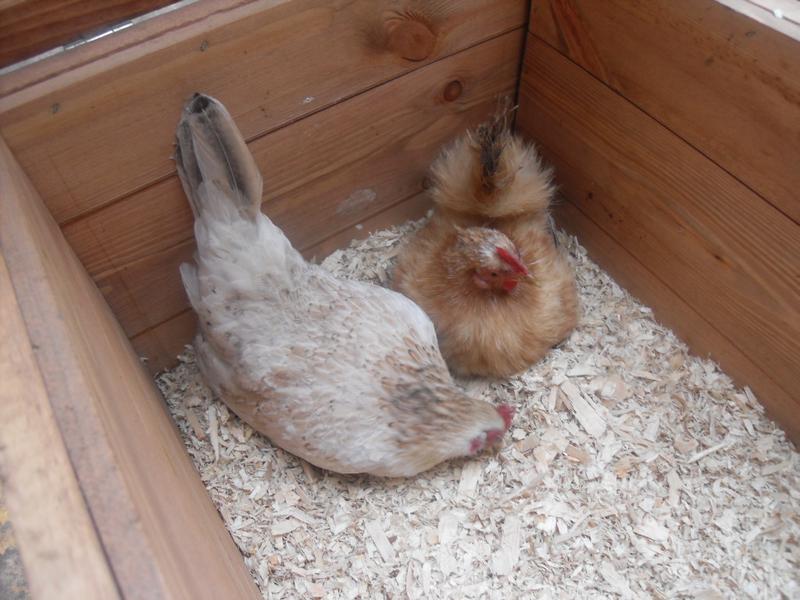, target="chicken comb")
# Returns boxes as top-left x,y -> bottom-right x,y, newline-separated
496,404 -> 515,430
496,247 -> 529,276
